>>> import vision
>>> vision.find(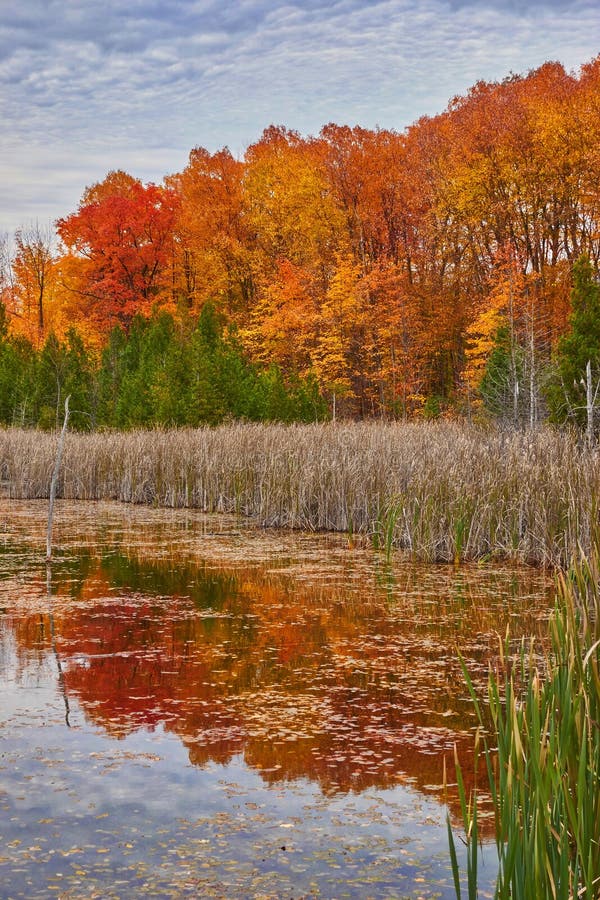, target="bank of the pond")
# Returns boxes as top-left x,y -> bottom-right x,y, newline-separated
1,422 -> 597,566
